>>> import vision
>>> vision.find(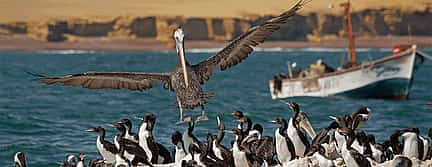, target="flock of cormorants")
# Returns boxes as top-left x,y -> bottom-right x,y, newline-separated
13,102 -> 432,167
